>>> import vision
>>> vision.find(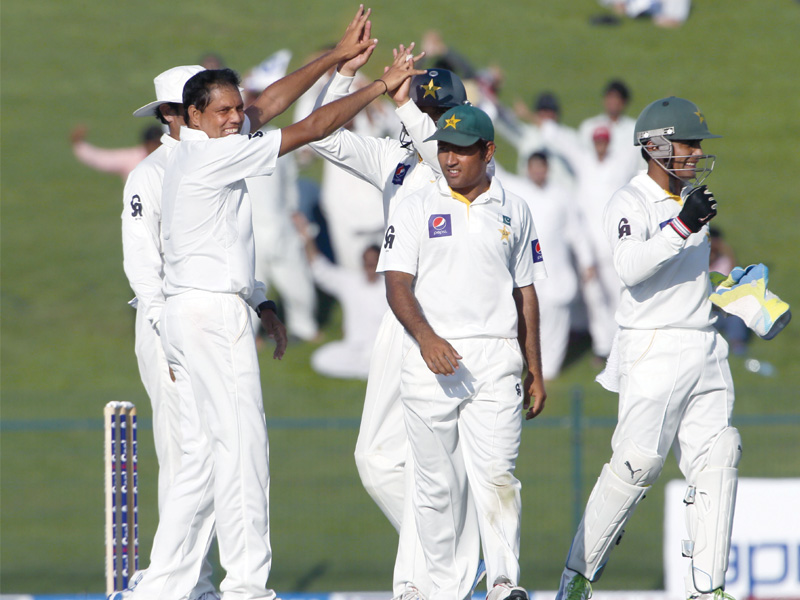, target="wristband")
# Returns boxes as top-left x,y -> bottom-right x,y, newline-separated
669,217 -> 692,239
374,79 -> 388,95
256,300 -> 277,318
